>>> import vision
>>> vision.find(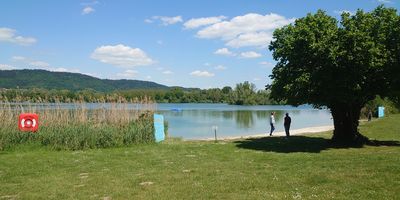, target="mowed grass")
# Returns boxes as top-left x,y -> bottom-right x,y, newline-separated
0,115 -> 399,199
